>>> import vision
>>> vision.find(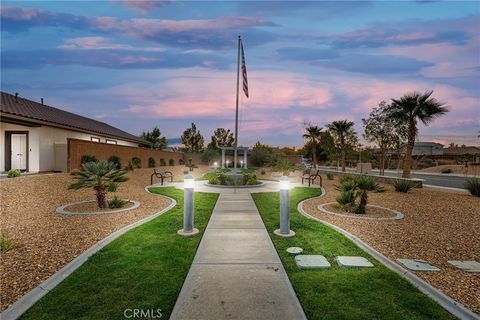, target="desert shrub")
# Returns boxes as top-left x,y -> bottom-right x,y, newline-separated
464,178 -> 480,197
108,196 -> 128,209
272,158 -> 295,175
243,173 -> 259,185
0,230 -> 19,252
7,169 -> 21,178
336,191 -> 356,211
260,170 -> 266,175
131,157 -> 141,168
107,182 -> 119,192
441,168 -> 452,174
335,175 -> 383,214
169,159 -> 175,166
108,155 -> 121,169
208,176 -> 220,185
183,169 -> 189,175
326,172 -> 334,180
148,157 -> 156,168
81,155 -> 97,164
217,173 -> 228,185
392,179 -> 415,193
339,174 -> 355,185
